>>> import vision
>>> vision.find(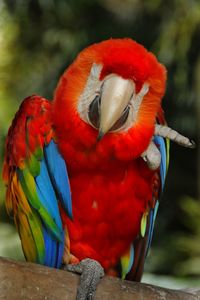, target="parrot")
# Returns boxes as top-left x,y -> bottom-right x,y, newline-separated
2,38 -> 195,299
